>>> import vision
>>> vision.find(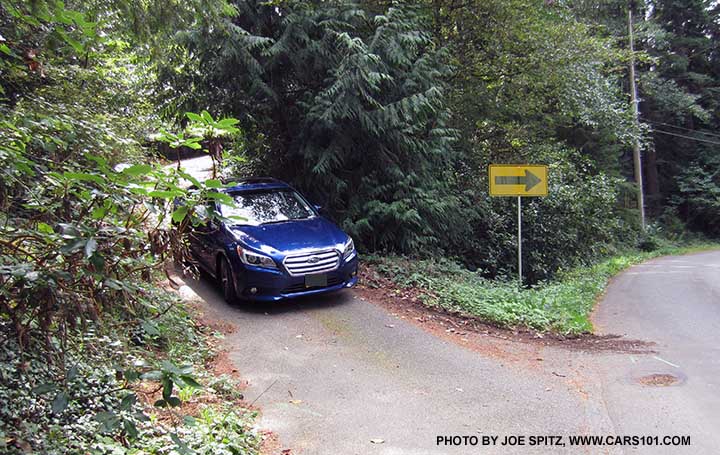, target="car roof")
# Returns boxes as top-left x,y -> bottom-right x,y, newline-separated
221,177 -> 292,193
